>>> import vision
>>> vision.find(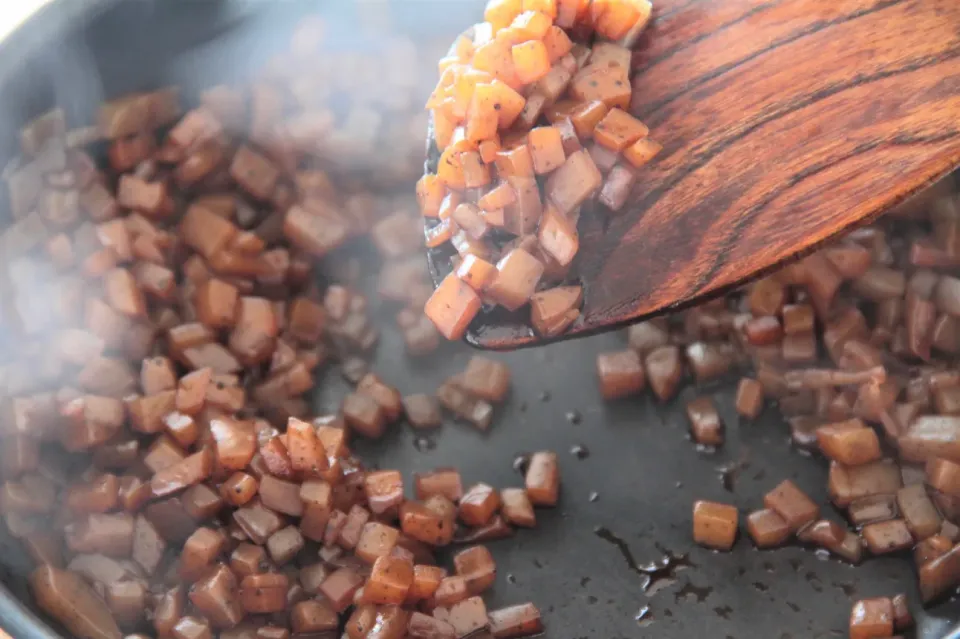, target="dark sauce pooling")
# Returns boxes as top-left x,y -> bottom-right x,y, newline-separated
570,444 -> 590,459
593,527 -> 693,594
